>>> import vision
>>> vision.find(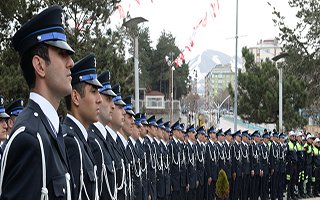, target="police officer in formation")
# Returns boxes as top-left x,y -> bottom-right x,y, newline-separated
2,4 -> 320,200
